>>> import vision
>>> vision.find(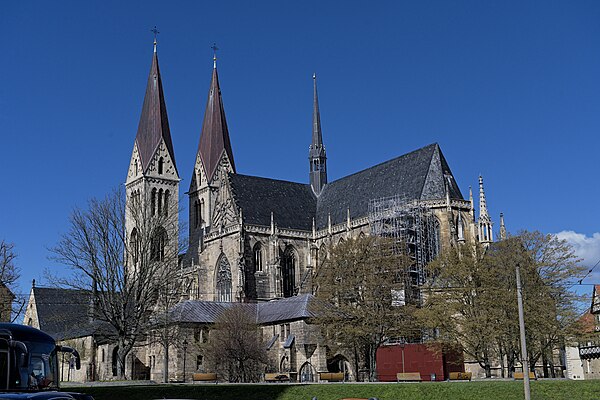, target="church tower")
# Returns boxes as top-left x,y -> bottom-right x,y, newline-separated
125,38 -> 180,267
477,175 -> 493,245
309,74 -> 327,195
188,50 -> 236,261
